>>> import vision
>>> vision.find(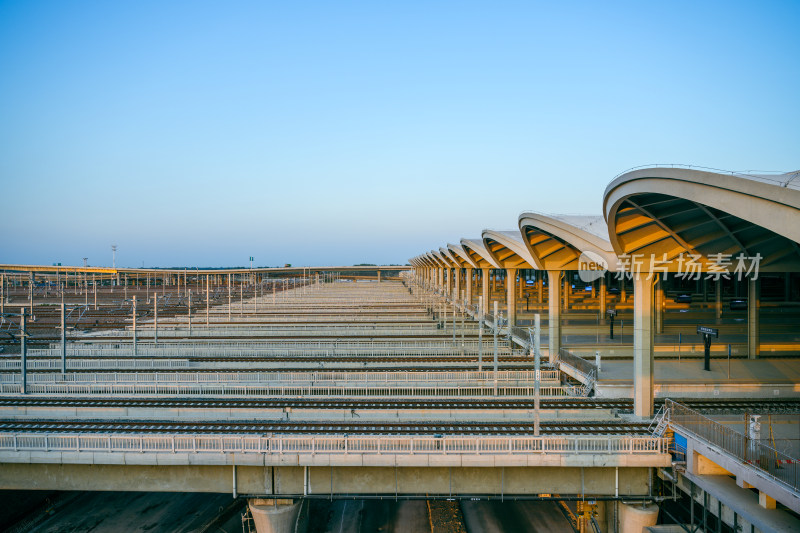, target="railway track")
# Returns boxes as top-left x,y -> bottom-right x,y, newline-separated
0,396 -> 627,409
0,419 -> 650,435
0,355 -> 529,364
0,366 -> 536,374
1,396 -> 797,412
